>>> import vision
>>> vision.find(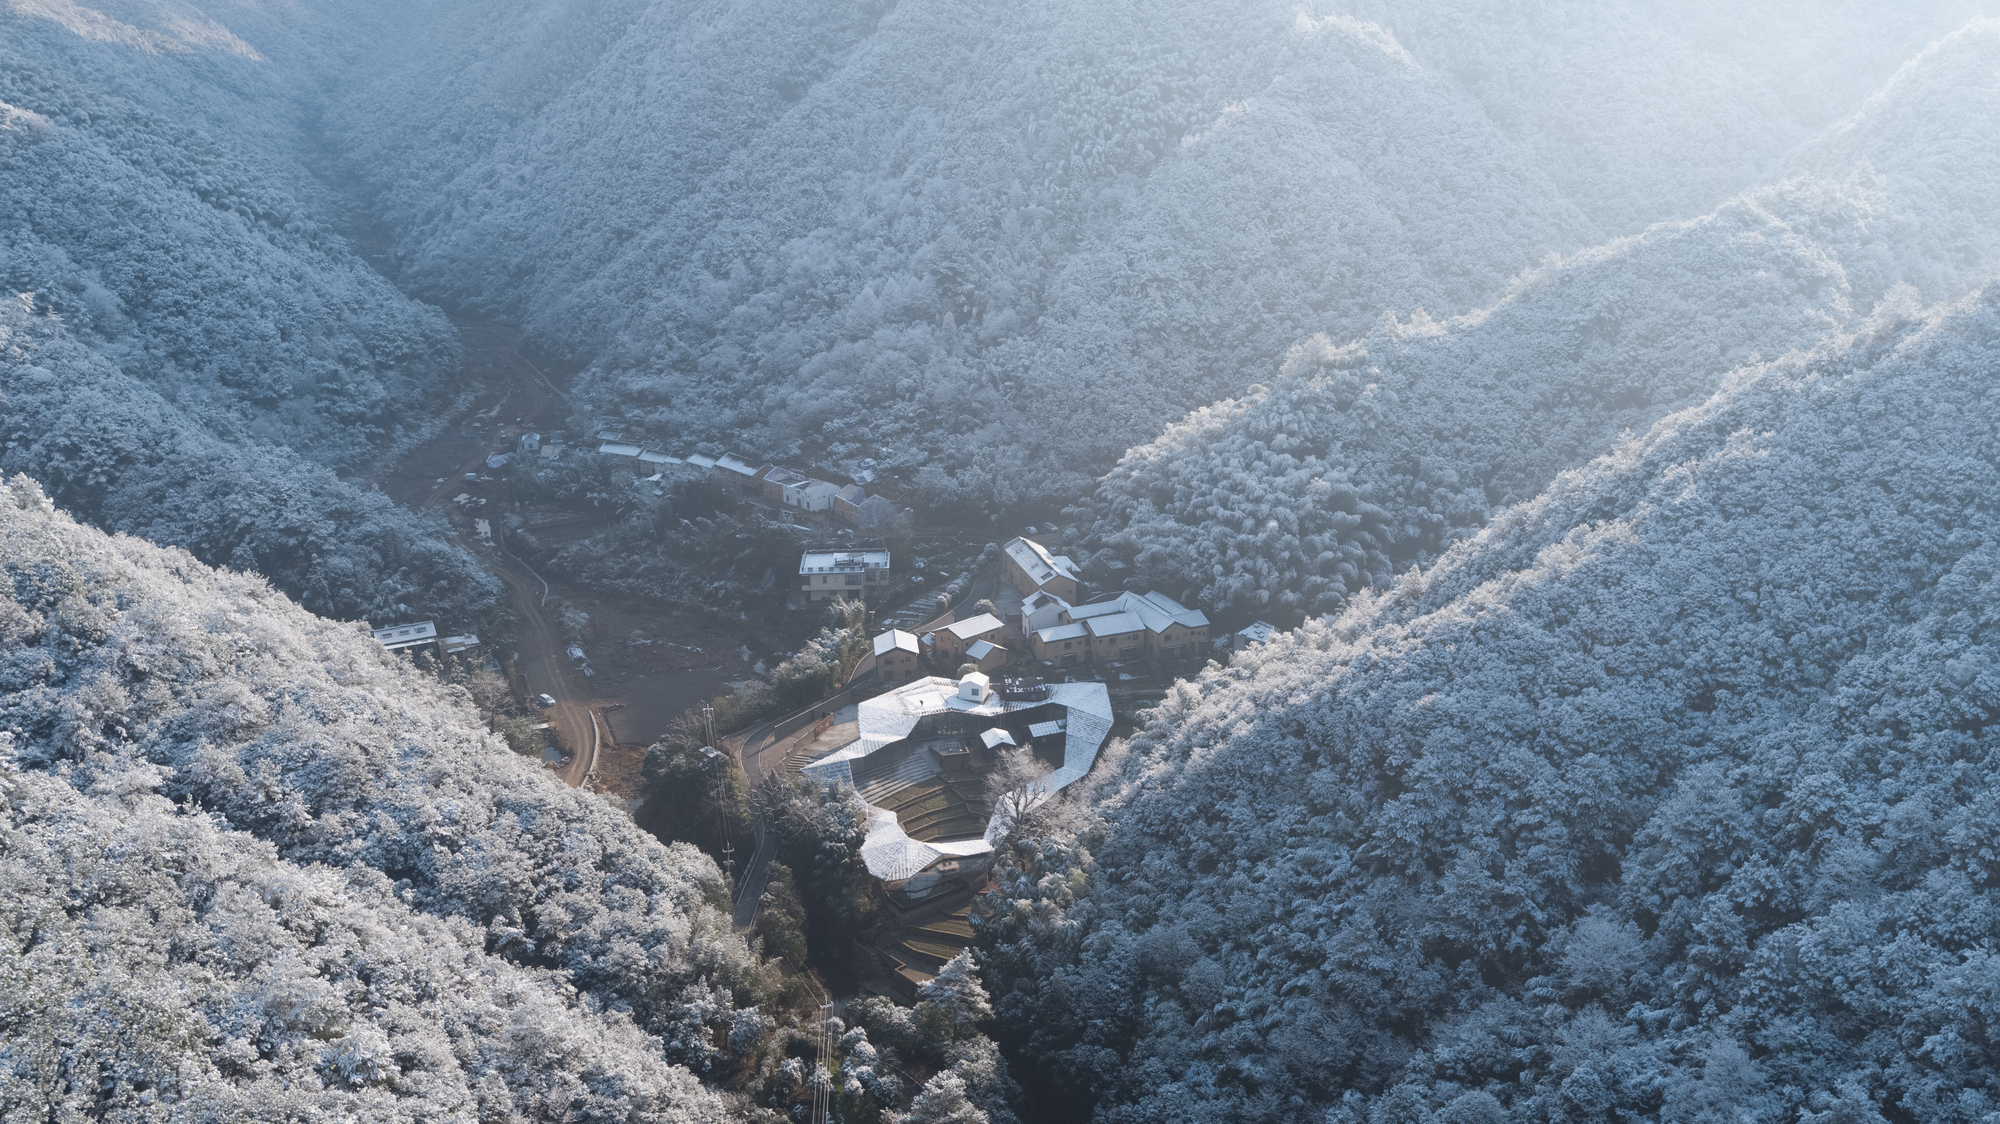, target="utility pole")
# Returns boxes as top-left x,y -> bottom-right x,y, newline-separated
703,704 -> 735,879
699,702 -> 734,884
809,980 -> 834,1124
